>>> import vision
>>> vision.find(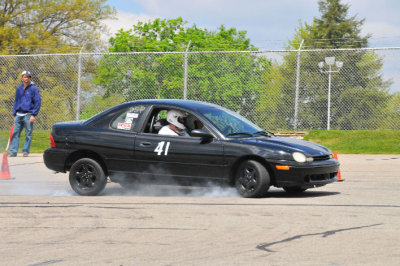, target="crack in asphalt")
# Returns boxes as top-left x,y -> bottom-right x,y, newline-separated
256,223 -> 383,252
0,205 -> 81,208
9,162 -> 43,166
29,260 -> 64,266
88,206 -> 141,210
0,202 -> 398,208
6,226 -> 205,231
